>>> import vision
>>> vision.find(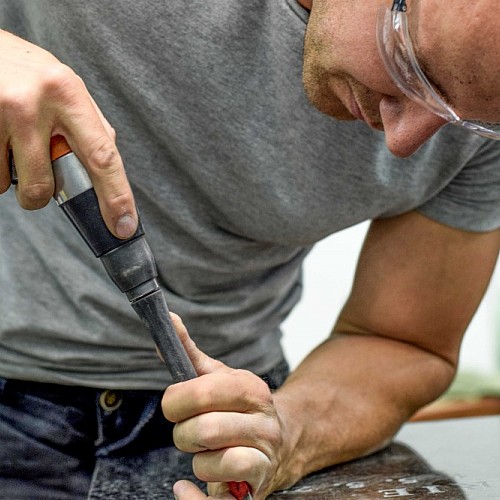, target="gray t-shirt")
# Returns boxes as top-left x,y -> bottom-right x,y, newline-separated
1,0 -> 499,389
